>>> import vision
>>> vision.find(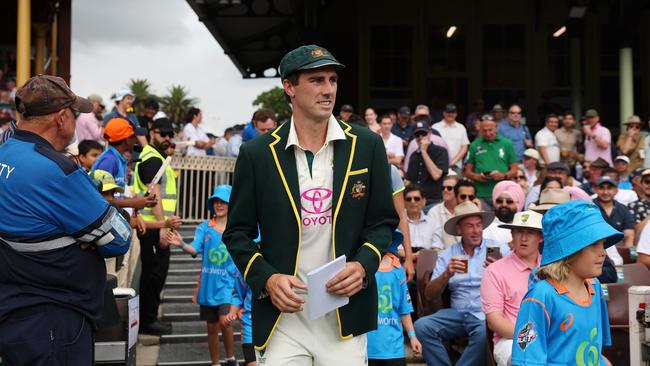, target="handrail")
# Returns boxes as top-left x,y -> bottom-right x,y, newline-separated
172,155 -> 236,223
